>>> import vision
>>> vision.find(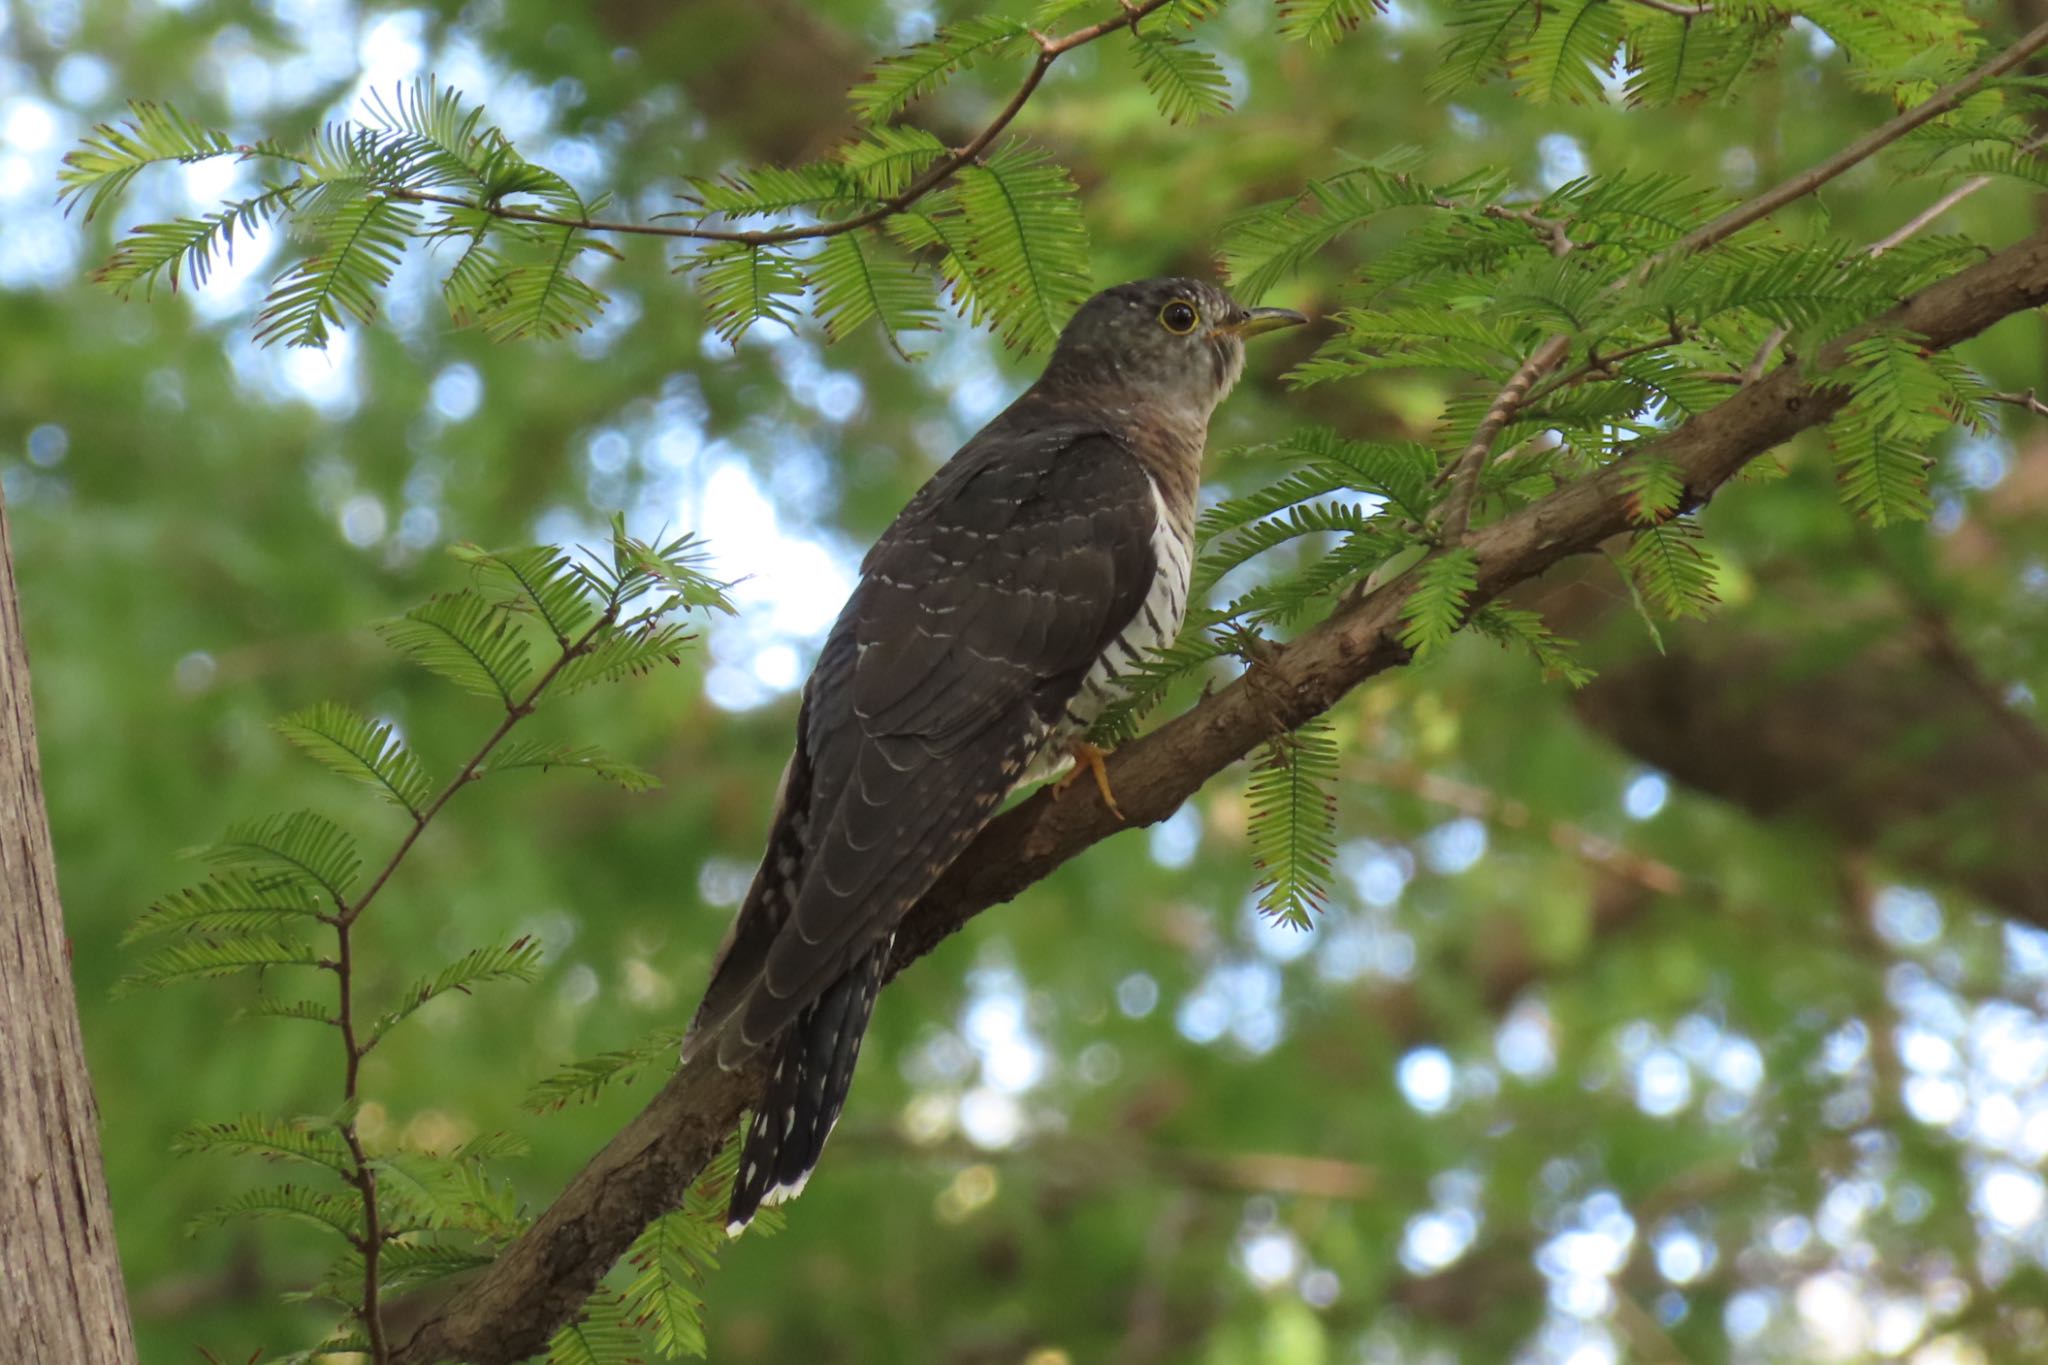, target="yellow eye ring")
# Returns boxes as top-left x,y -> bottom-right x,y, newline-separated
1159,299 -> 1199,334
